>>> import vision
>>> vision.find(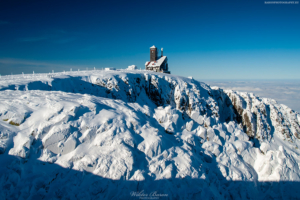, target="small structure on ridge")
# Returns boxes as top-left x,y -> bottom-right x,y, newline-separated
145,45 -> 170,74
